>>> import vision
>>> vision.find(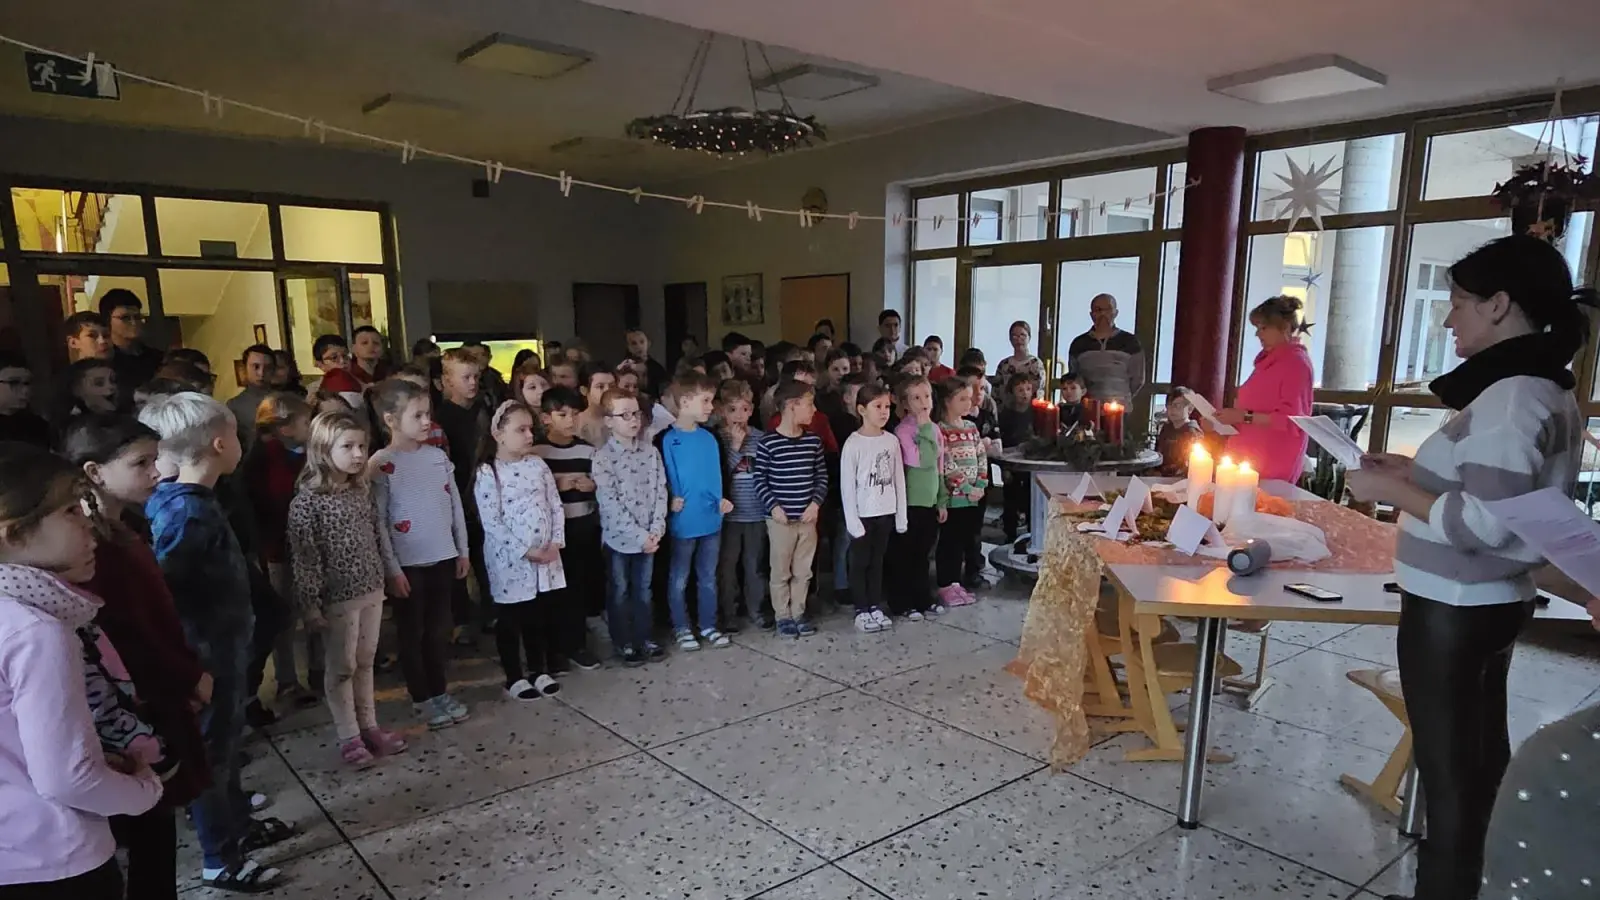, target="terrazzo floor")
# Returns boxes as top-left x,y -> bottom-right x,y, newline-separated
178,552 -> 1600,900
